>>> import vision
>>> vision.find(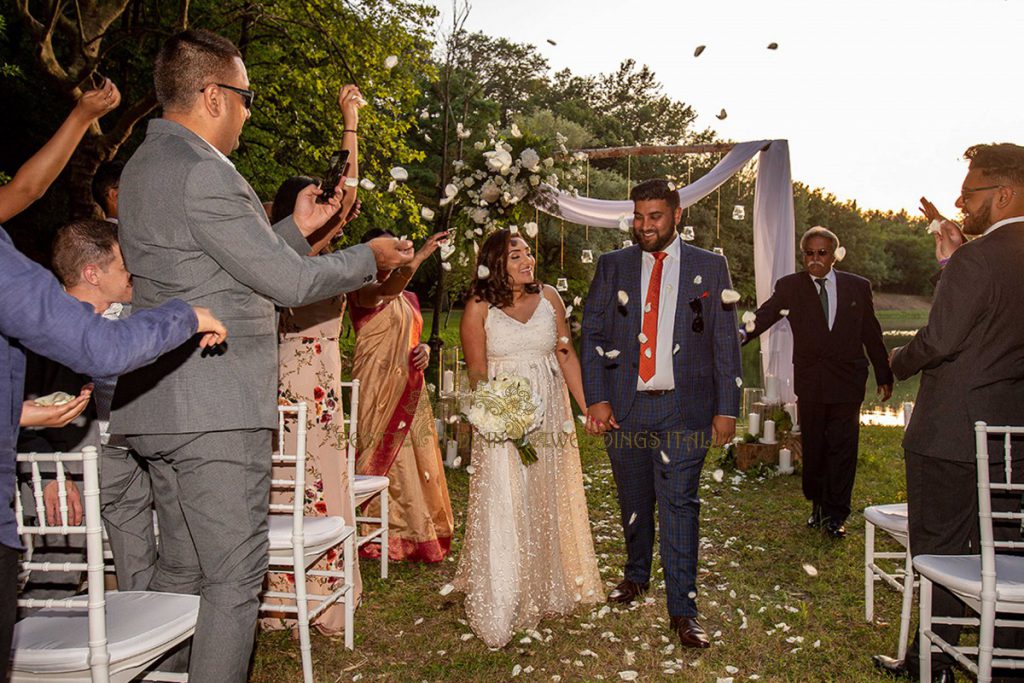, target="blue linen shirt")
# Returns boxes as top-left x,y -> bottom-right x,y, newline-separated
1,227 -> 198,551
